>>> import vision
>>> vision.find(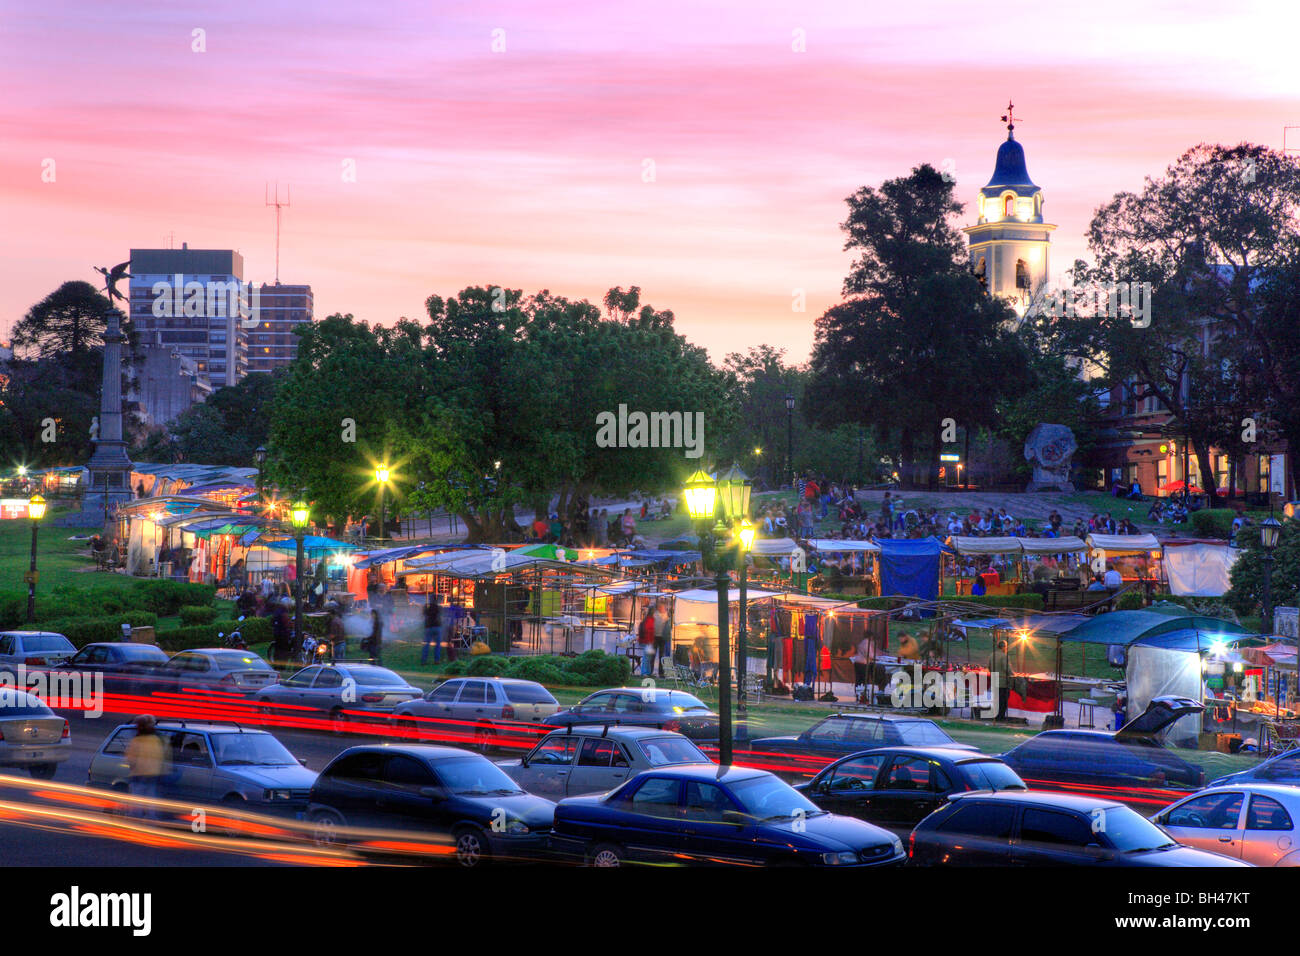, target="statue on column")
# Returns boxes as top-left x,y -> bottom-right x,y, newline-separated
94,260 -> 132,305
